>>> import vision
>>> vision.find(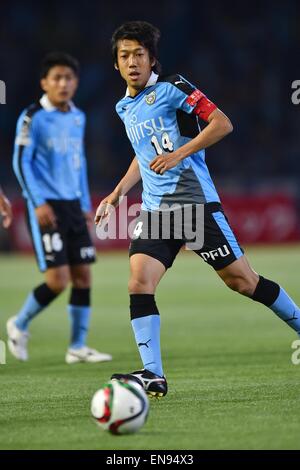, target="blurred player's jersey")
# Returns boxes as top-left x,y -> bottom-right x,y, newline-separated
116,72 -> 220,211
13,94 -> 91,211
